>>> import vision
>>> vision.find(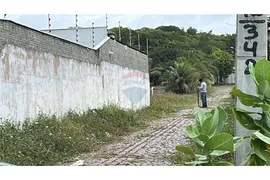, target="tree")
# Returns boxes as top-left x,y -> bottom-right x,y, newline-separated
109,25 -> 236,89
186,27 -> 197,35
156,25 -> 180,32
150,66 -> 166,86
163,60 -> 200,94
210,47 -> 235,83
